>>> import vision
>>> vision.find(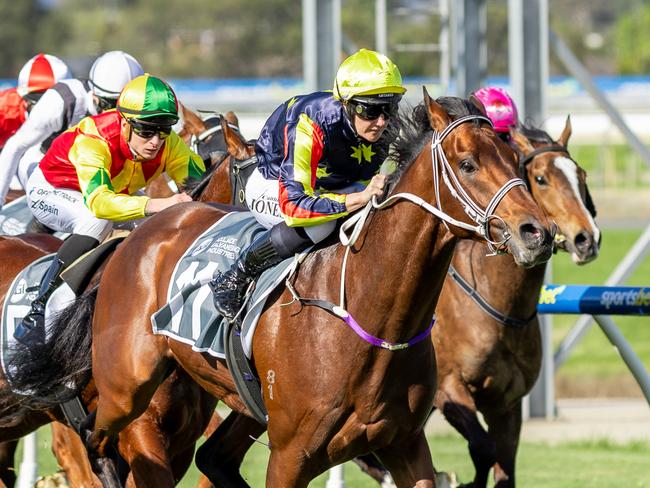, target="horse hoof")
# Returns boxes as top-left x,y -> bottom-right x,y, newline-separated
436,471 -> 460,488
